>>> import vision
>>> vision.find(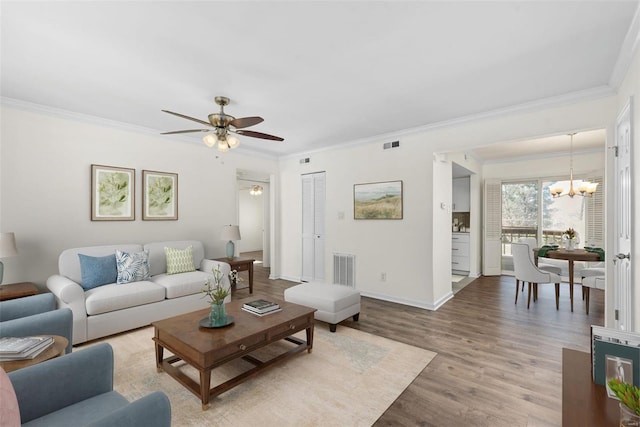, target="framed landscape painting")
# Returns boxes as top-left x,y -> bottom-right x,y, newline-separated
91,164 -> 135,221
142,170 -> 178,220
354,180 -> 403,220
